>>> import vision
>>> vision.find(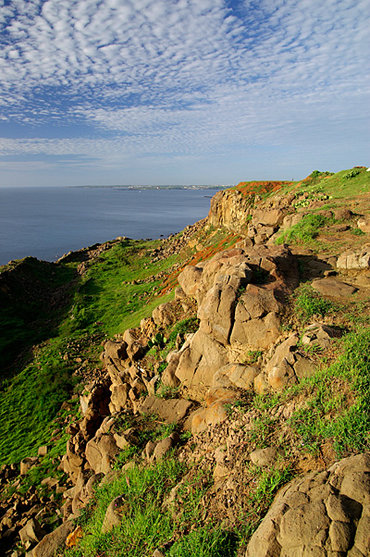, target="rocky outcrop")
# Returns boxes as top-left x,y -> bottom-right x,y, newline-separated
246,453 -> 370,557
173,243 -> 299,400
337,244 -> 370,270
